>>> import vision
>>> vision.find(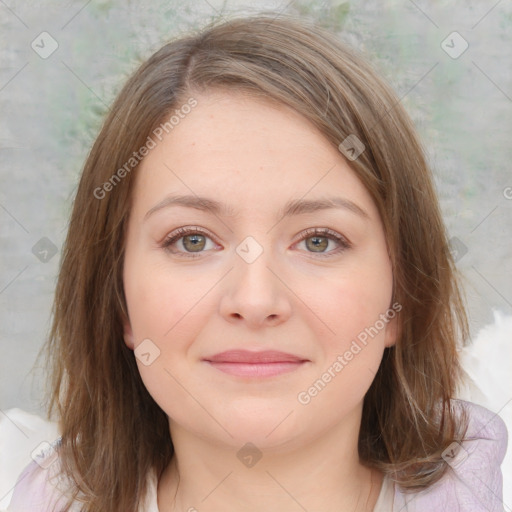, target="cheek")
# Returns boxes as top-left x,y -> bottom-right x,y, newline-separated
305,254 -> 394,385
124,259 -> 214,423
297,274 -> 392,414
124,259 -> 211,342
315,267 -> 392,338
